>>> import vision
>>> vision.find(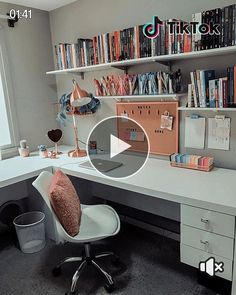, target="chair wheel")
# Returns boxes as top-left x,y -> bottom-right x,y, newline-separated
111,256 -> 120,267
52,266 -> 61,277
104,283 -> 115,293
